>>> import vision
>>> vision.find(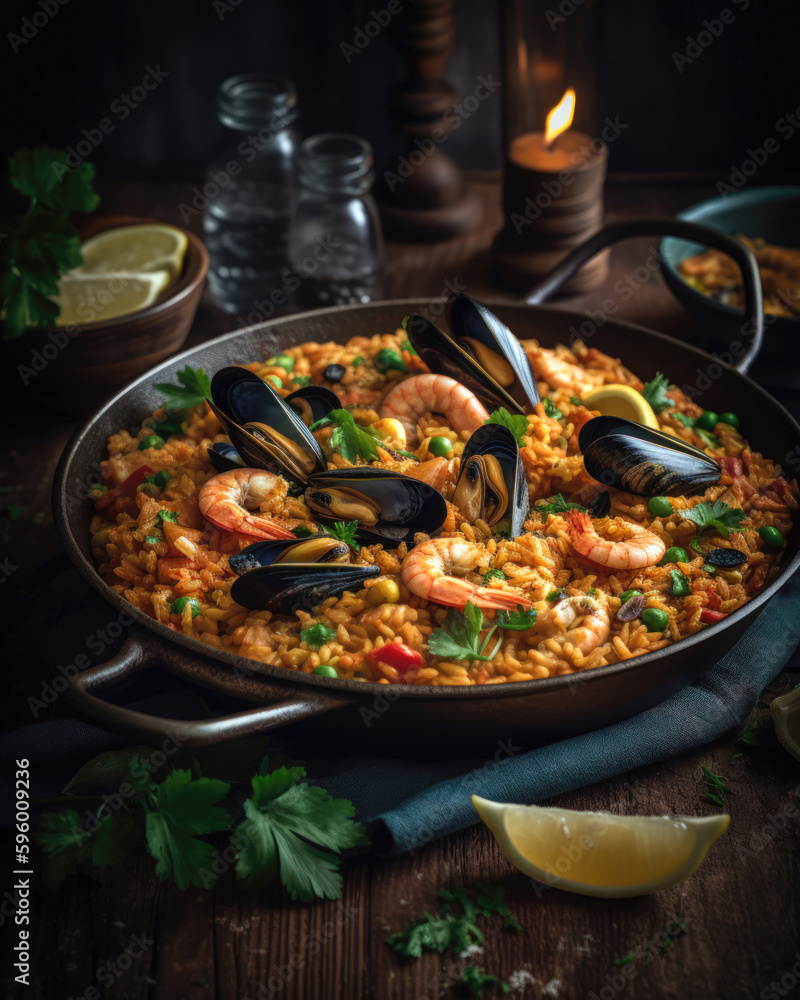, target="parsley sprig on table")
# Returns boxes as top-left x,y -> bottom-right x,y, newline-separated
310,408 -> 382,463
700,764 -> 732,806
153,365 -> 213,411
1,146 -> 100,336
641,372 -> 673,414
483,407 -> 528,445
428,601 -> 537,663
